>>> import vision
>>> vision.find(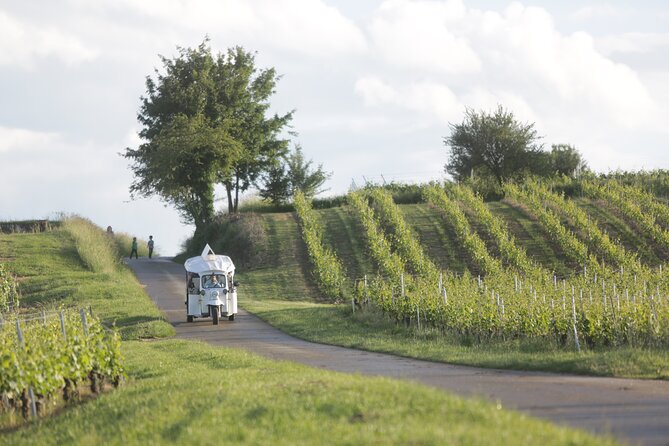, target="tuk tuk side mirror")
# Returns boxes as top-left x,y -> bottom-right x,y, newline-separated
234,281 -> 240,287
